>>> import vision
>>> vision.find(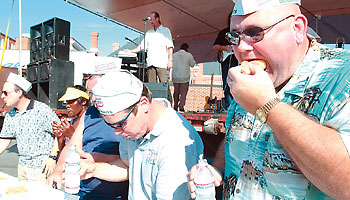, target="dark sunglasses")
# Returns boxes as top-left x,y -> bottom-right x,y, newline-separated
1,90 -> 17,96
107,103 -> 138,129
225,15 -> 295,45
66,99 -> 78,105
